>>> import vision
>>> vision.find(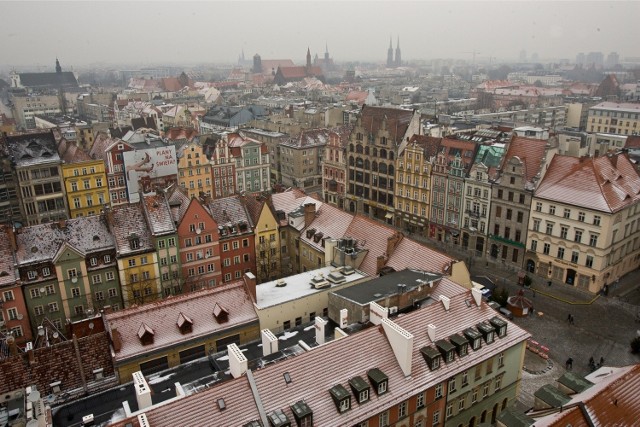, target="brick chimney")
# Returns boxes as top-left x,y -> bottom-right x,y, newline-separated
386,232 -> 403,257
243,272 -> 257,303
303,203 -> 316,228
376,254 -> 387,275
4,225 -> 17,251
